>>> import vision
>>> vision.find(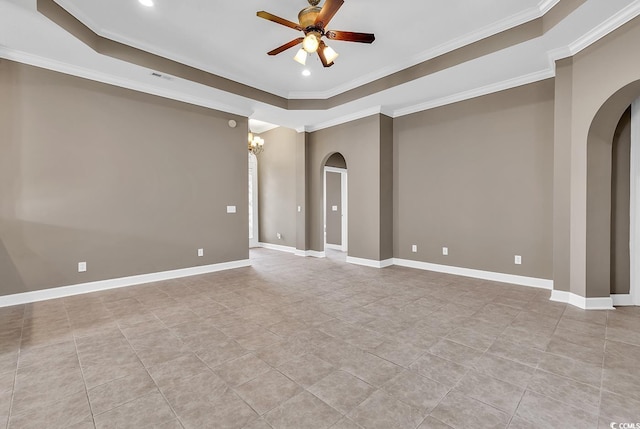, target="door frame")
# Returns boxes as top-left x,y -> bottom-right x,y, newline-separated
323,166 -> 348,252
630,99 -> 640,305
249,152 -> 259,248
